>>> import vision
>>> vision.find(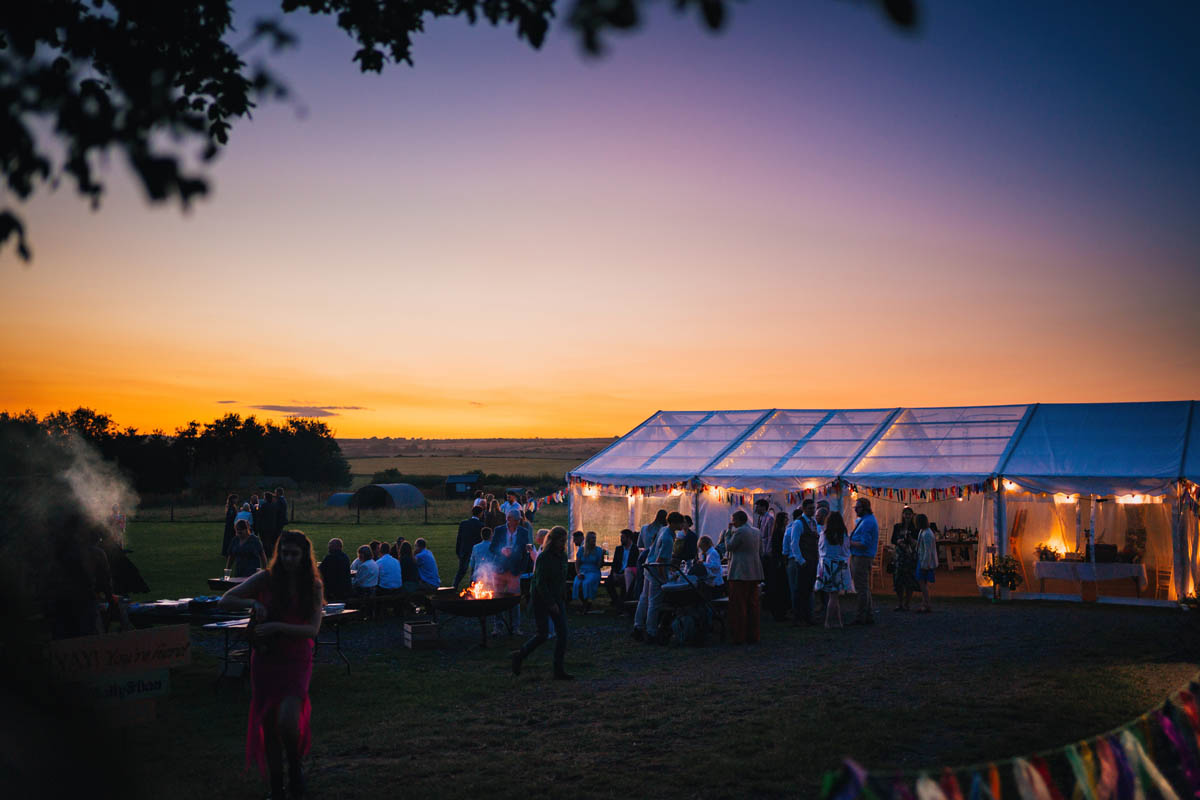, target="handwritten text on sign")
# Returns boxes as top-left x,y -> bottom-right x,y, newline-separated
48,626 -> 191,680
